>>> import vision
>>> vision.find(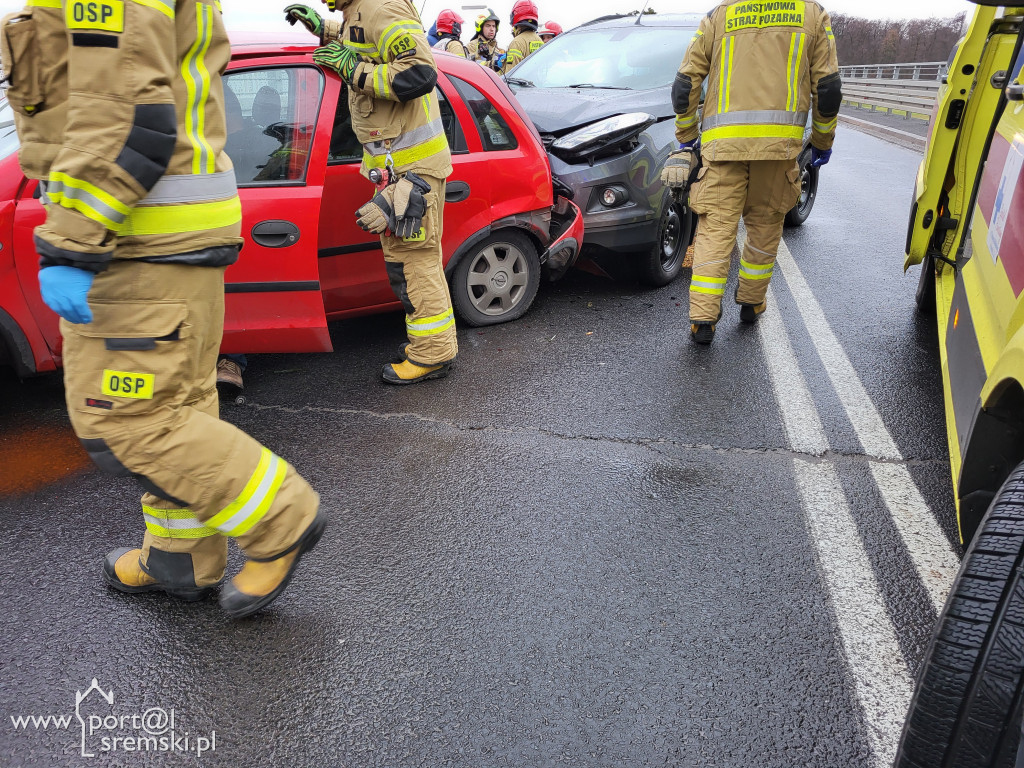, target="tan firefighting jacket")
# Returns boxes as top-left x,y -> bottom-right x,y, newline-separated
502,27 -> 543,73
0,0 -> 242,271
322,0 -> 453,181
433,36 -> 468,58
673,0 -> 842,162
467,36 -> 503,70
